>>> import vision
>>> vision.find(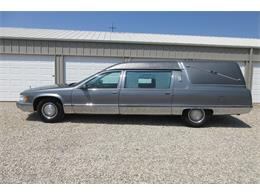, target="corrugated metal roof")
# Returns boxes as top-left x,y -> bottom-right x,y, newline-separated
0,27 -> 259,48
